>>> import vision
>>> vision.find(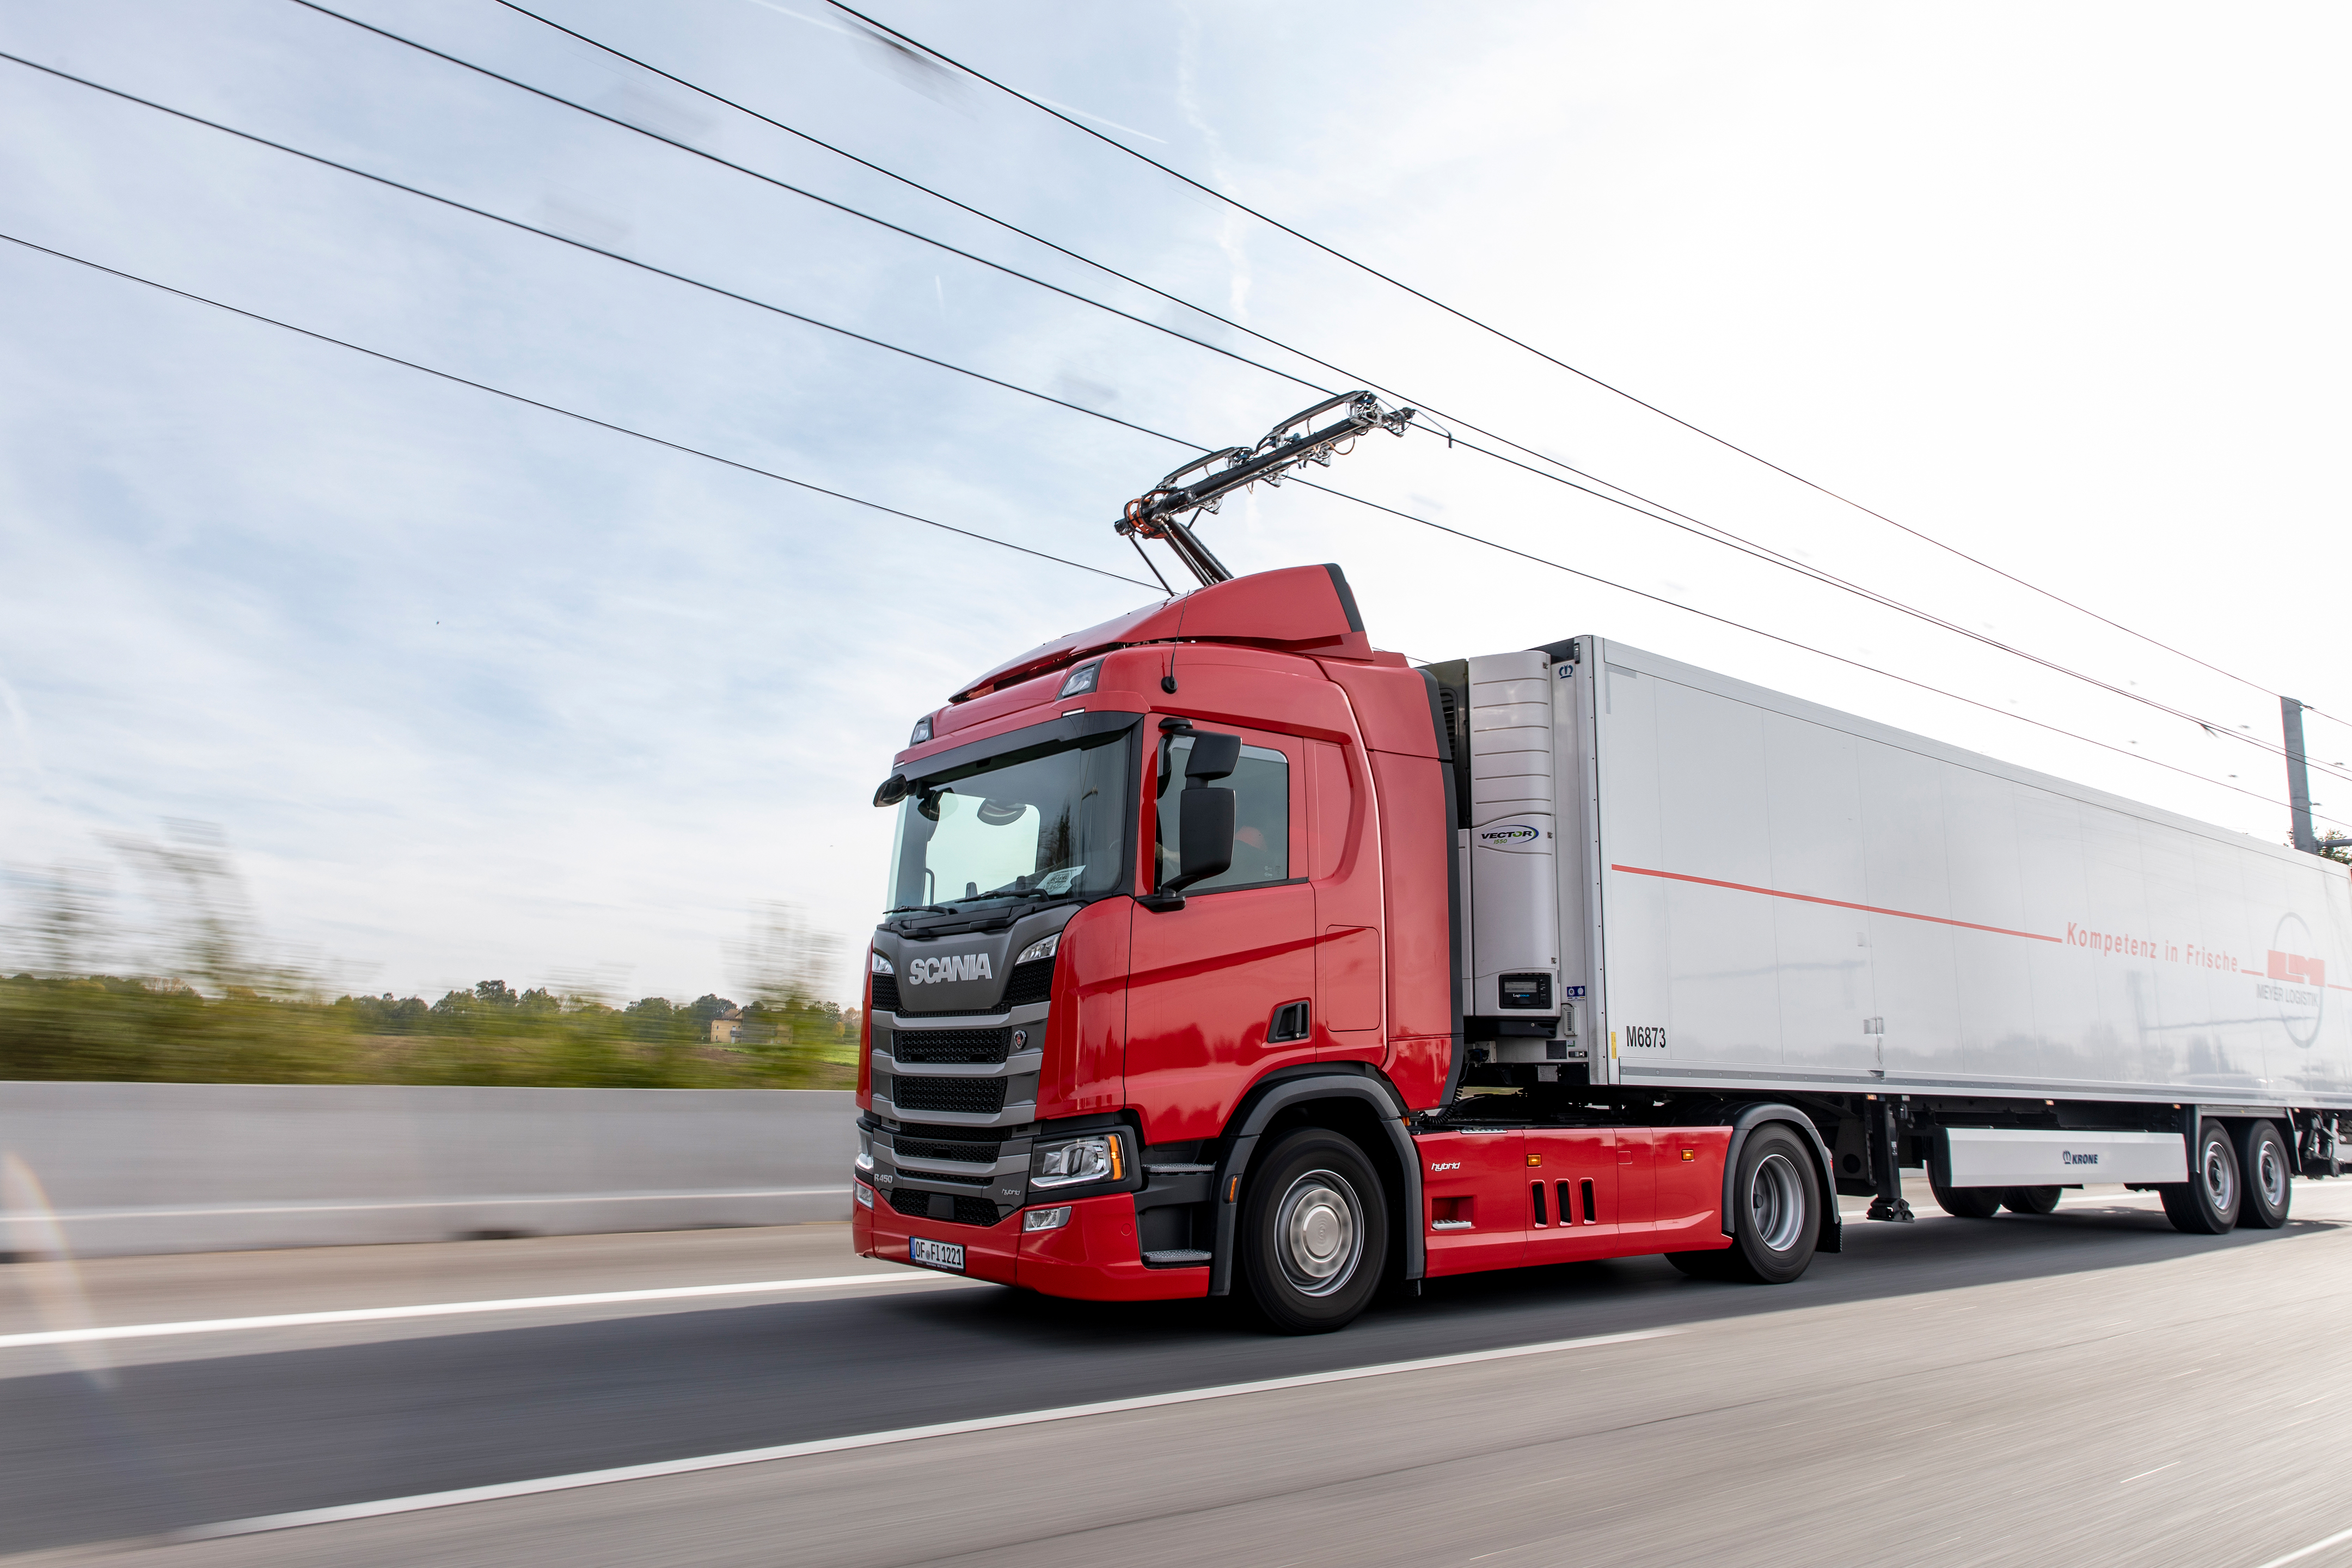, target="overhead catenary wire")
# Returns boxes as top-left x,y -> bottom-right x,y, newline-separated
284,4 -> 2350,788
0,231 -> 1156,593
9,223 -> 2326,831
828,0 -> 2304,708
26,38 -> 2345,804
16,39 -> 2333,811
